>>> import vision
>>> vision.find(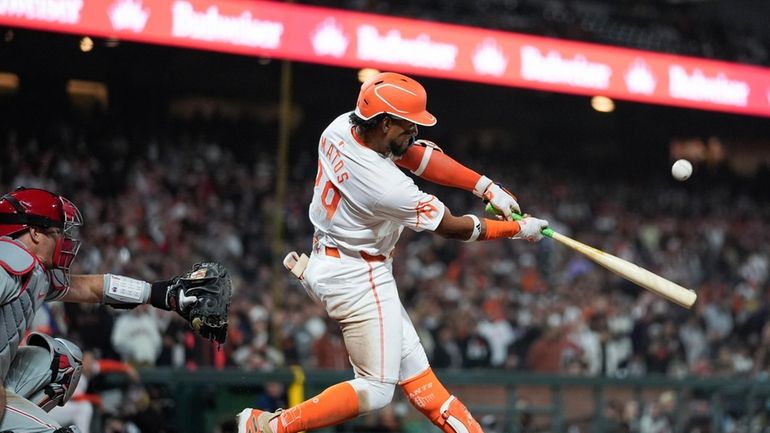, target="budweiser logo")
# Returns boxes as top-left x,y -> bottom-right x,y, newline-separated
357,24 -> 458,70
108,0 -> 149,33
472,38 -> 508,77
624,58 -> 656,95
520,45 -> 612,89
311,17 -> 348,58
171,1 -> 284,49
0,0 -> 83,24
668,65 -> 749,107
